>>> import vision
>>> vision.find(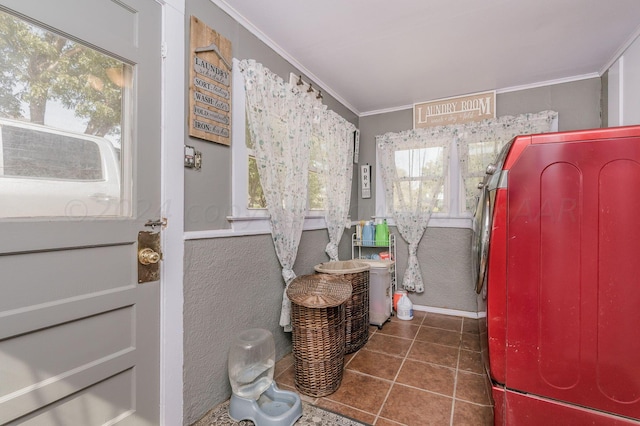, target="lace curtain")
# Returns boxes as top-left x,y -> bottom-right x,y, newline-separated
377,110 -> 557,293
457,110 -> 558,211
314,110 -> 356,261
239,59 -> 357,329
239,59 -> 316,331
376,127 -> 453,292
